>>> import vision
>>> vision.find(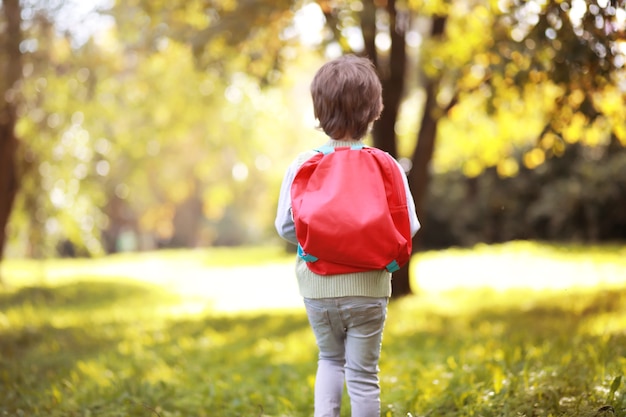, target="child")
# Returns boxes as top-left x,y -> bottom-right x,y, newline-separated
275,54 -> 420,417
